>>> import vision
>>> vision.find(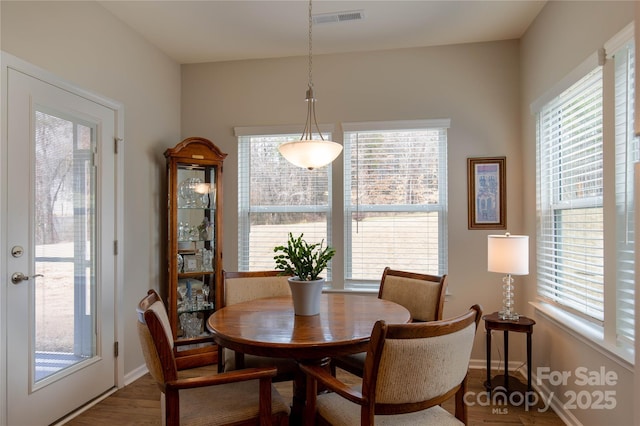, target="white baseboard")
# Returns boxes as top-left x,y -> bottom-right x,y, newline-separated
124,364 -> 149,386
